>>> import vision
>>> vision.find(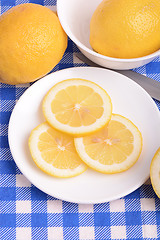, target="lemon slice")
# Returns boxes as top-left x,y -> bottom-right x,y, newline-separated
42,78 -> 112,137
74,114 -> 142,174
150,147 -> 160,198
28,122 -> 87,178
